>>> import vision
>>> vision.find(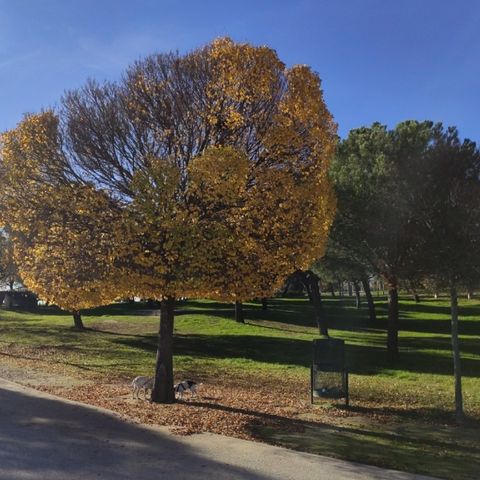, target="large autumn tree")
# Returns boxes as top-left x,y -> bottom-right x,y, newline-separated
0,38 -> 337,402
